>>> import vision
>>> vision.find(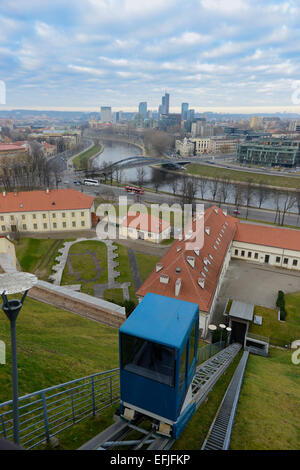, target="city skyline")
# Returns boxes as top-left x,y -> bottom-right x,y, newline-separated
0,1 -> 300,112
